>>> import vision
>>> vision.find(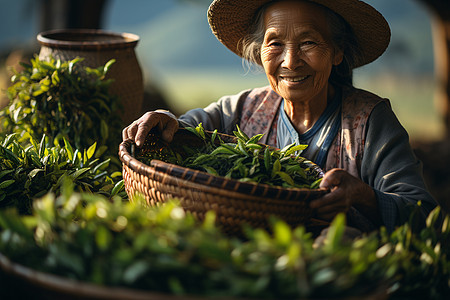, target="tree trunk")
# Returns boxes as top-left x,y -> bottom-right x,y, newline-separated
413,1 -> 450,211
416,0 -> 450,138
39,0 -> 108,31
432,17 -> 450,138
